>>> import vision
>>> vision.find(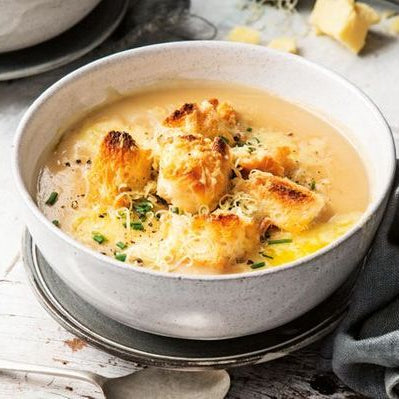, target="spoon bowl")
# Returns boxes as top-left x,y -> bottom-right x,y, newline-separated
102,368 -> 230,399
0,359 -> 230,399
